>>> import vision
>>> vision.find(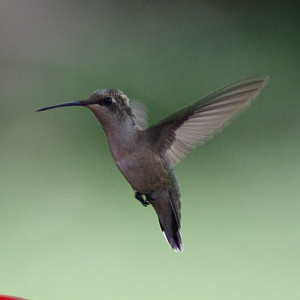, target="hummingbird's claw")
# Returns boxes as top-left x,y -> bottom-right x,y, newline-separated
135,192 -> 151,206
